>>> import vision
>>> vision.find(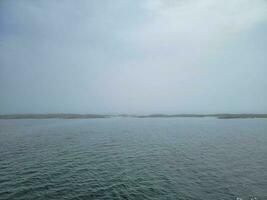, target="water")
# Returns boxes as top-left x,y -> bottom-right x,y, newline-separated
0,118 -> 266,200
